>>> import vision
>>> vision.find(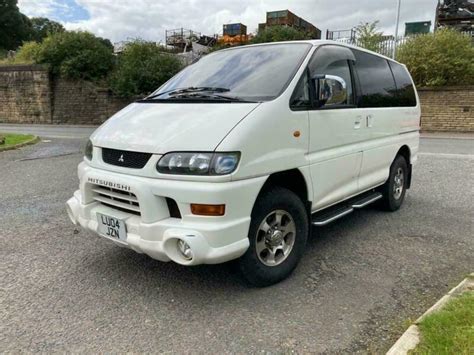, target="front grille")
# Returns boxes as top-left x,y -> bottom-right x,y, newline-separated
102,148 -> 152,169
92,184 -> 141,215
